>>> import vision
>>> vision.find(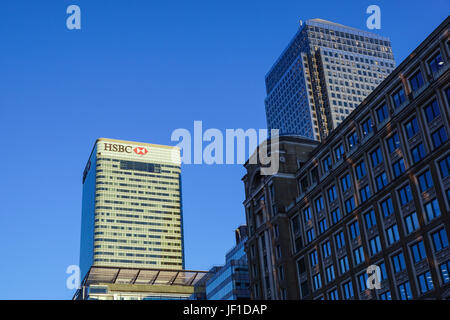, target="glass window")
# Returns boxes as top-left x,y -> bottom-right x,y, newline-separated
376,104 -> 389,123
358,273 -> 369,292
392,252 -> 406,273
345,197 -> 355,214
376,172 -> 388,191
331,208 -> 341,225
439,261 -> 450,284
342,281 -> 354,300
364,210 -> 377,229
424,100 -> 441,123
428,52 -> 444,74
371,147 -> 383,167
387,133 -> 401,153
405,117 -> 420,139
341,173 -> 352,192
417,271 -> 434,294
425,198 -> 441,221
361,118 -> 373,137
325,265 -> 335,283
347,131 -> 359,150
411,143 -> 426,164
310,250 -> 318,267
392,158 -> 406,178
392,87 -> 406,108
339,256 -> 349,274
439,155 -> 450,178
349,221 -> 360,240
410,241 -> 426,263
431,228 -> 448,252
355,161 -> 366,180
431,126 -> 447,149
386,224 -> 400,245
369,236 -> 381,255
359,185 -> 371,203
409,70 -> 424,92
335,231 -> 345,249
418,170 -> 433,192
335,144 -> 345,161
328,185 -> 337,202
353,246 -> 365,265
398,184 -> 413,206
398,281 -> 412,300
404,212 -> 419,234
380,197 -> 394,217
